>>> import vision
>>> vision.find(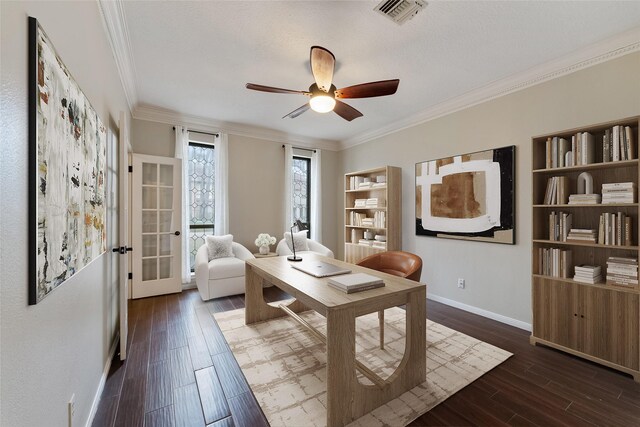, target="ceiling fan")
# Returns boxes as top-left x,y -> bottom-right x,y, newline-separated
245,46 -> 399,121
